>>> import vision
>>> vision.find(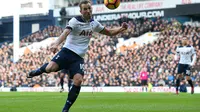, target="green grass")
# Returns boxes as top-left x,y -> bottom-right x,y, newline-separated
0,92 -> 200,112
